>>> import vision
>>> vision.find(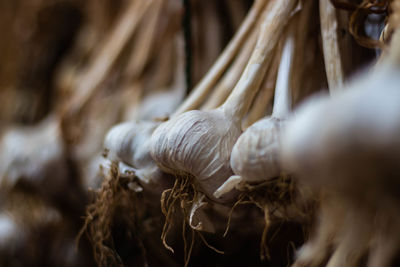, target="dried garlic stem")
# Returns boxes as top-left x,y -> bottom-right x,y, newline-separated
124,0 -> 164,80
136,33 -> 186,121
68,0 -> 152,115
171,0 -> 267,117
215,34 -> 294,196
271,36 -> 294,119
201,29 -> 258,110
242,57 -> 277,129
290,0 -> 314,104
386,19 -> 400,66
320,0 -> 344,93
222,0 -> 298,121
